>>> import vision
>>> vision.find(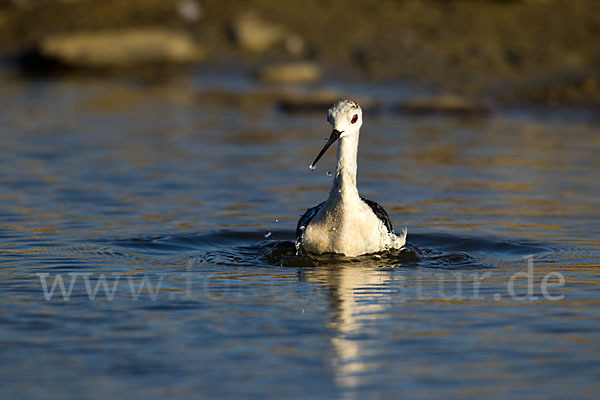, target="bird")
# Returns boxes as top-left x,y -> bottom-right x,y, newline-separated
296,99 -> 407,257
